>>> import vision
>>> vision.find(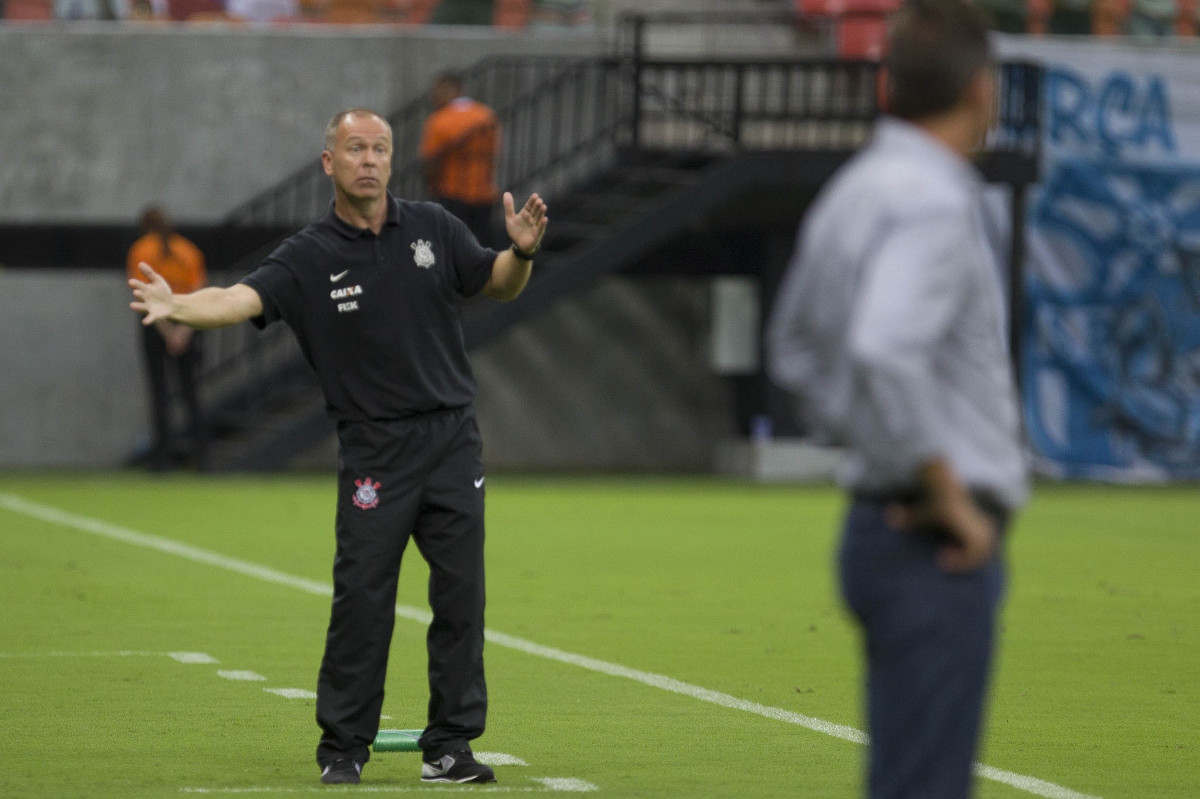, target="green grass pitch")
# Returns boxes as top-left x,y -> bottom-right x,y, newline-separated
0,474 -> 1195,798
